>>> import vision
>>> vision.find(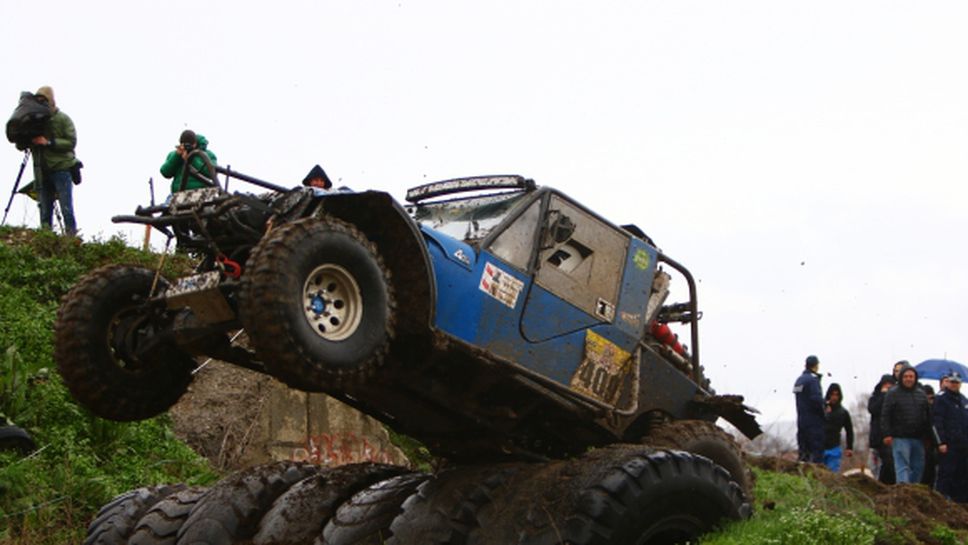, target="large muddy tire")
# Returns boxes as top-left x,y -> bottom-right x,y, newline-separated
387,463 -> 526,545
643,419 -> 754,500
55,265 -> 196,421
469,446 -> 749,545
128,487 -> 207,545
241,217 -> 395,391
176,461 -> 318,545
318,472 -> 429,545
0,425 -> 36,455
253,463 -> 407,545
83,484 -> 185,545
